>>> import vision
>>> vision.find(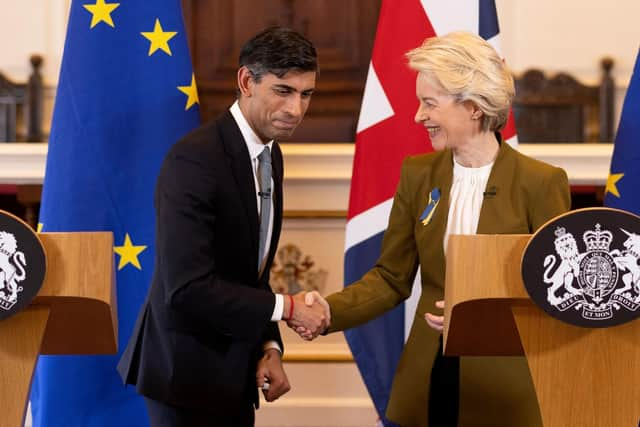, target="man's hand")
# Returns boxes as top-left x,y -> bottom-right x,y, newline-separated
256,348 -> 290,402
287,291 -> 331,340
424,300 -> 445,332
283,291 -> 329,340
